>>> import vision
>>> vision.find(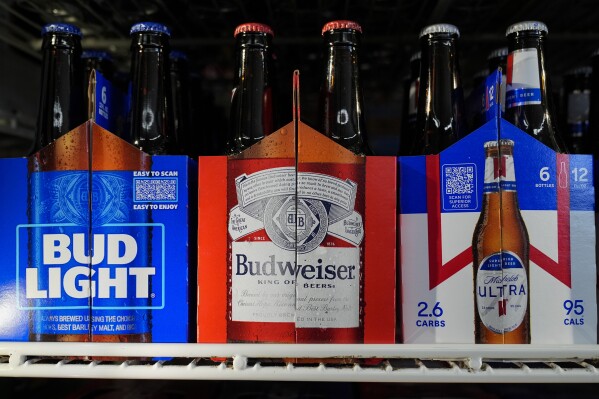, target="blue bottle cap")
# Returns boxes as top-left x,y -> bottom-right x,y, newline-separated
41,23 -> 82,37
130,22 -> 171,36
170,50 -> 188,60
82,50 -> 112,61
